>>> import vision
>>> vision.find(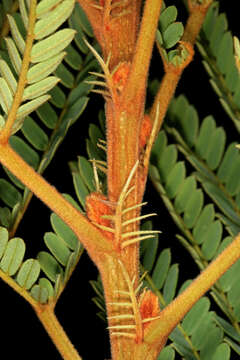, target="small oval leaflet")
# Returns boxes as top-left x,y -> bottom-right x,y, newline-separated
31,29 -> 76,63
16,259 -> 41,289
34,0 -> 75,40
0,237 -> 25,276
